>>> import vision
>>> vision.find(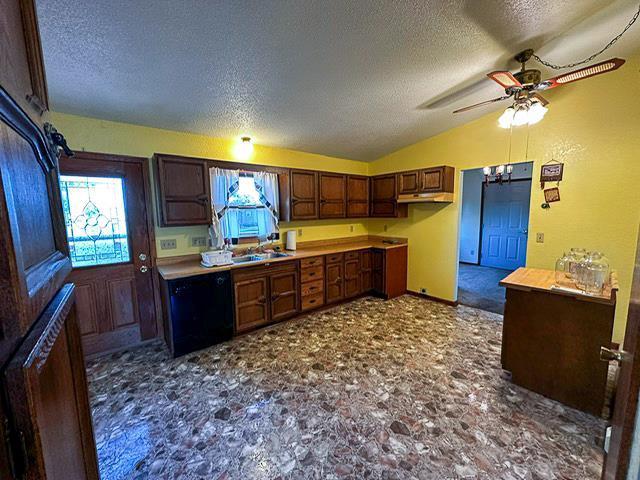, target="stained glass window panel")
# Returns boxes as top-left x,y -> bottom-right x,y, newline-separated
60,175 -> 130,267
